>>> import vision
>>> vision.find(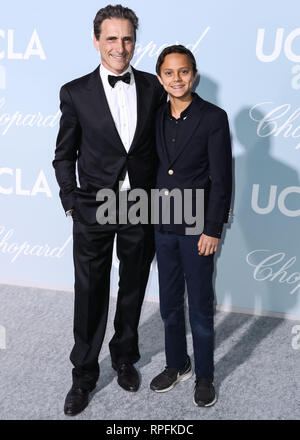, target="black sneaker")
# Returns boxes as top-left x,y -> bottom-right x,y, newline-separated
193,378 -> 217,407
150,357 -> 192,392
